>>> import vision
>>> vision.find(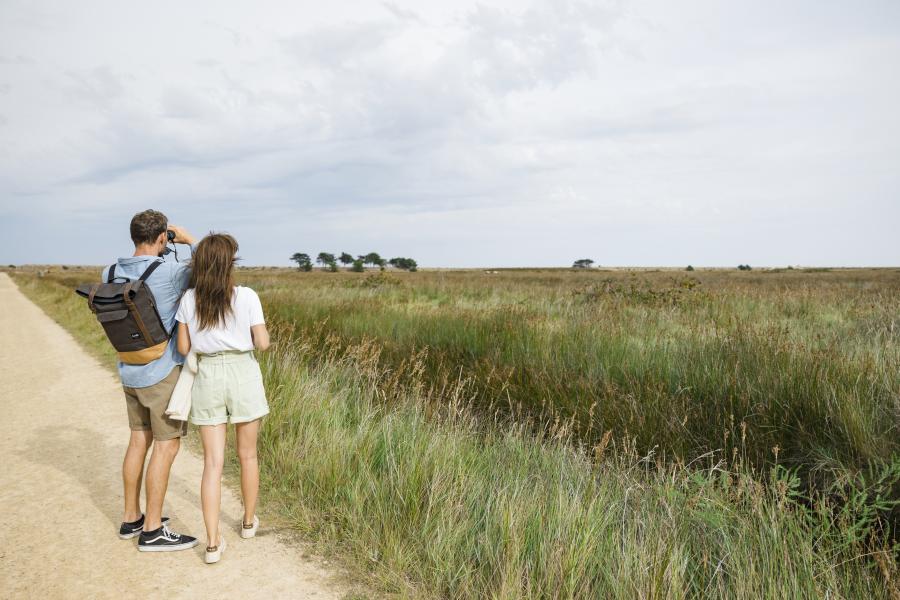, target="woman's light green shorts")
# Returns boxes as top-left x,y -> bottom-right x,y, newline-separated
190,350 -> 269,426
